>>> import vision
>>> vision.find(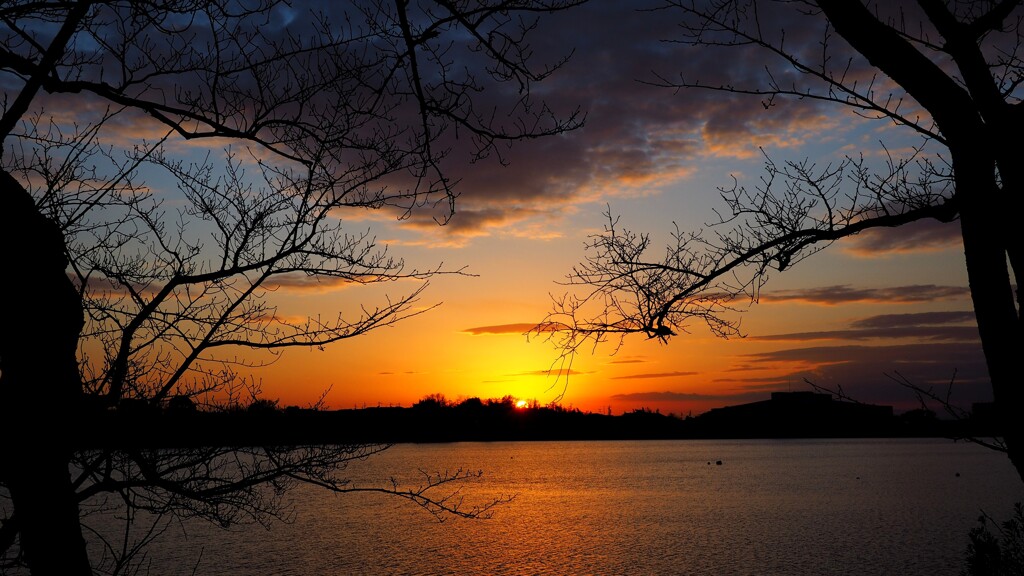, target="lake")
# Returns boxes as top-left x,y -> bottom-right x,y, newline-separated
89,438 -> 1022,575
